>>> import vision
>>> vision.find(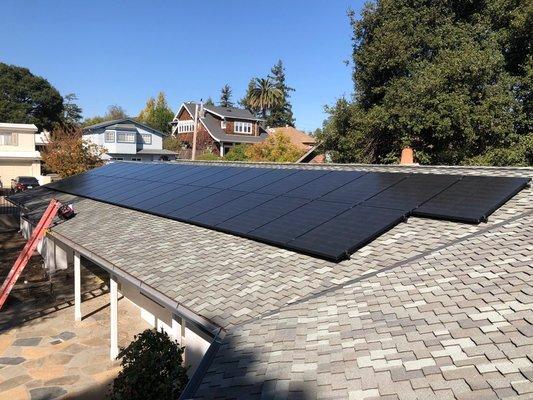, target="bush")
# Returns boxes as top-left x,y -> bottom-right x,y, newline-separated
225,144 -> 250,161
110,329 -> 188,400
196,152 -> 221,161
